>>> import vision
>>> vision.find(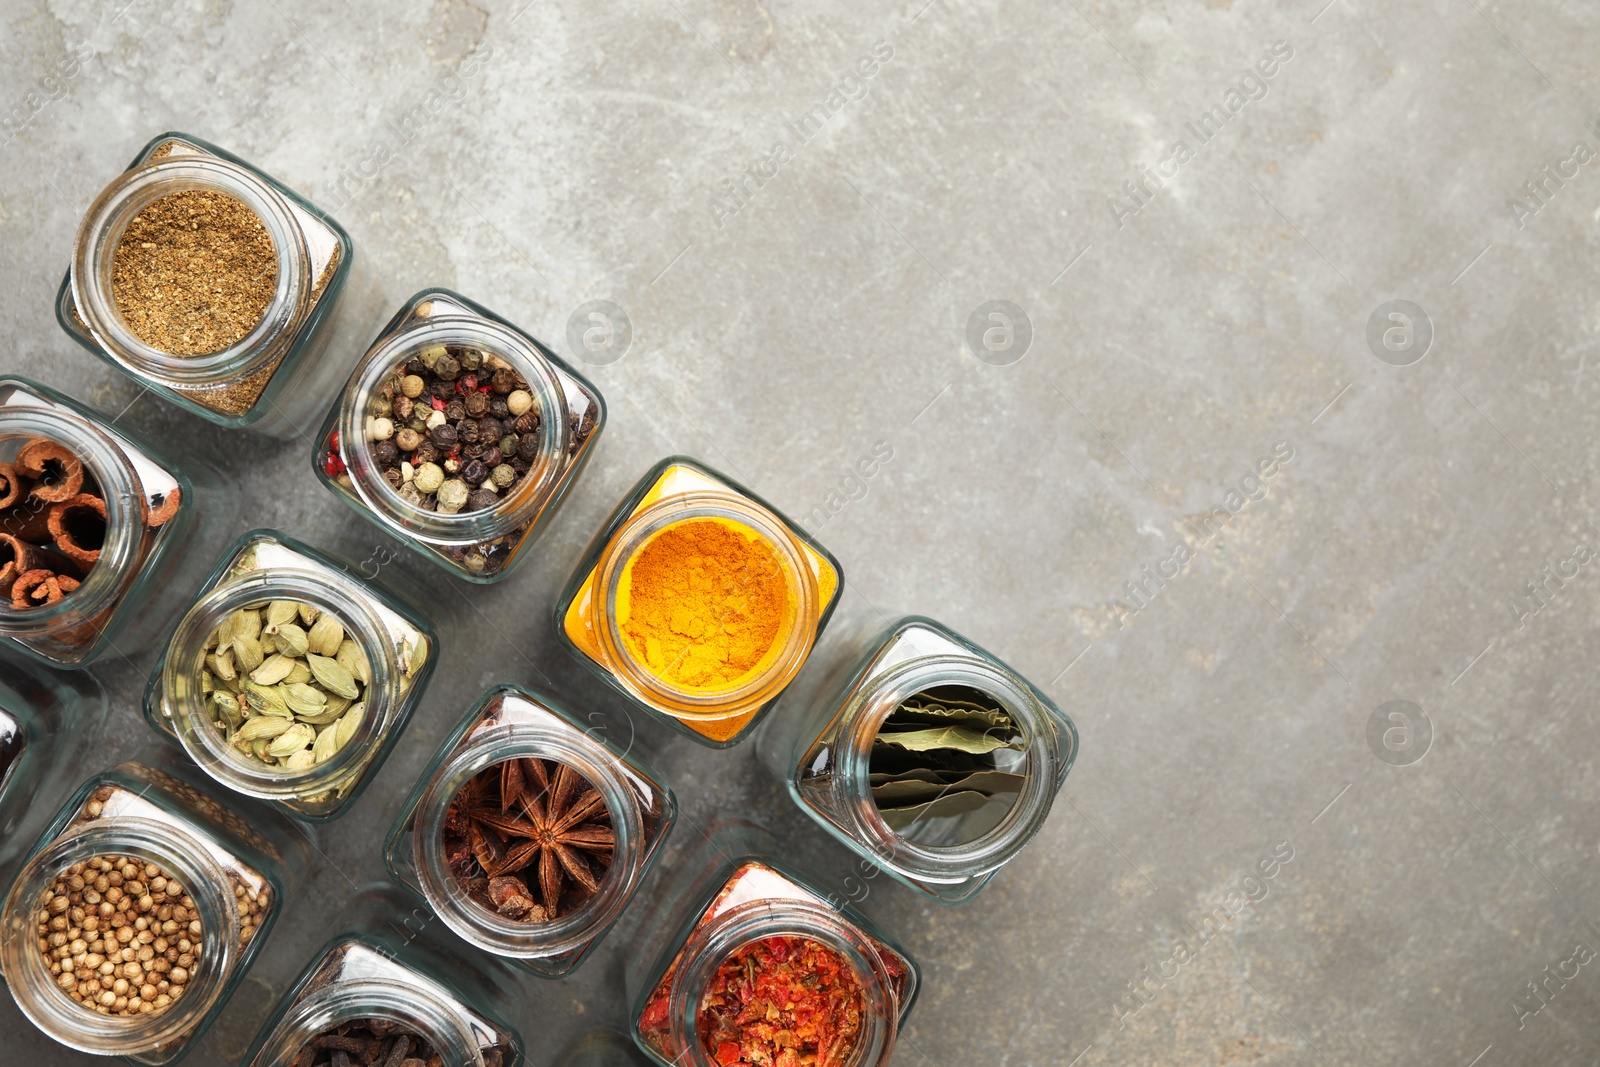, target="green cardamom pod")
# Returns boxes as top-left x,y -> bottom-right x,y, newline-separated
284,660 -> 313,685
200,669 -> 215,695
307,614 -> 344,657
210,650 -> 237,683
232,607 -> 262,643
335,638 -> 370,687
251,737 -> 273,761
322,692 -> 353,717
283,747 -> 316,772
334,701 -> 364,750
280,682 -> 328,717
312,722 -> 341,764
274,623 -> 310,658
264,600 -> 299,633
232,633 -> 264,673
212,612 -> 237,652
244,681 -> 293,718
250,653 -> 297,686
307,653 -> 361,699
267,723 -> 315,758
211,691 -> 243,729
298,602 -> 320,627
235,715 -> 293,742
